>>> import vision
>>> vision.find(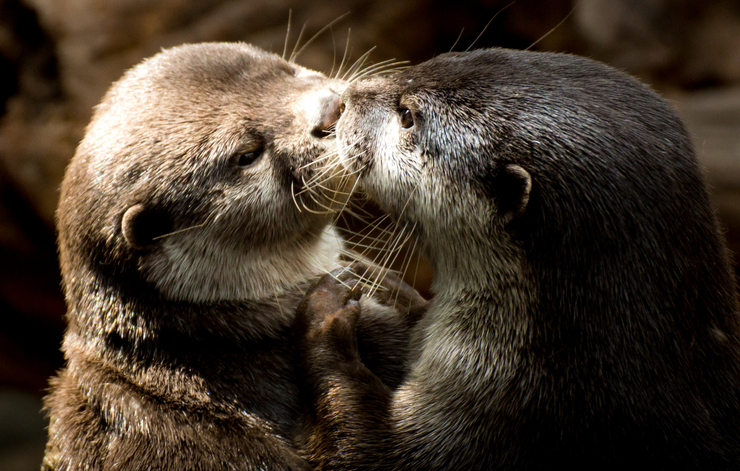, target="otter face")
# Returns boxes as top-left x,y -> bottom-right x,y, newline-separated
58,43 -> 349,303
336,51 -> 532,265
